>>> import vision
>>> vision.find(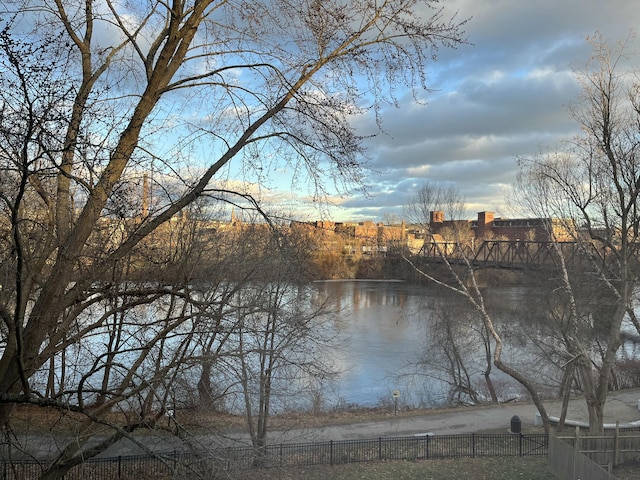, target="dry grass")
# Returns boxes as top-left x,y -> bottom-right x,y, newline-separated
615,461 -> 640,480
237,457 -> 558,480
9,404 -> 640,480
169,403 -> 519,434
9,402 -> 484,434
